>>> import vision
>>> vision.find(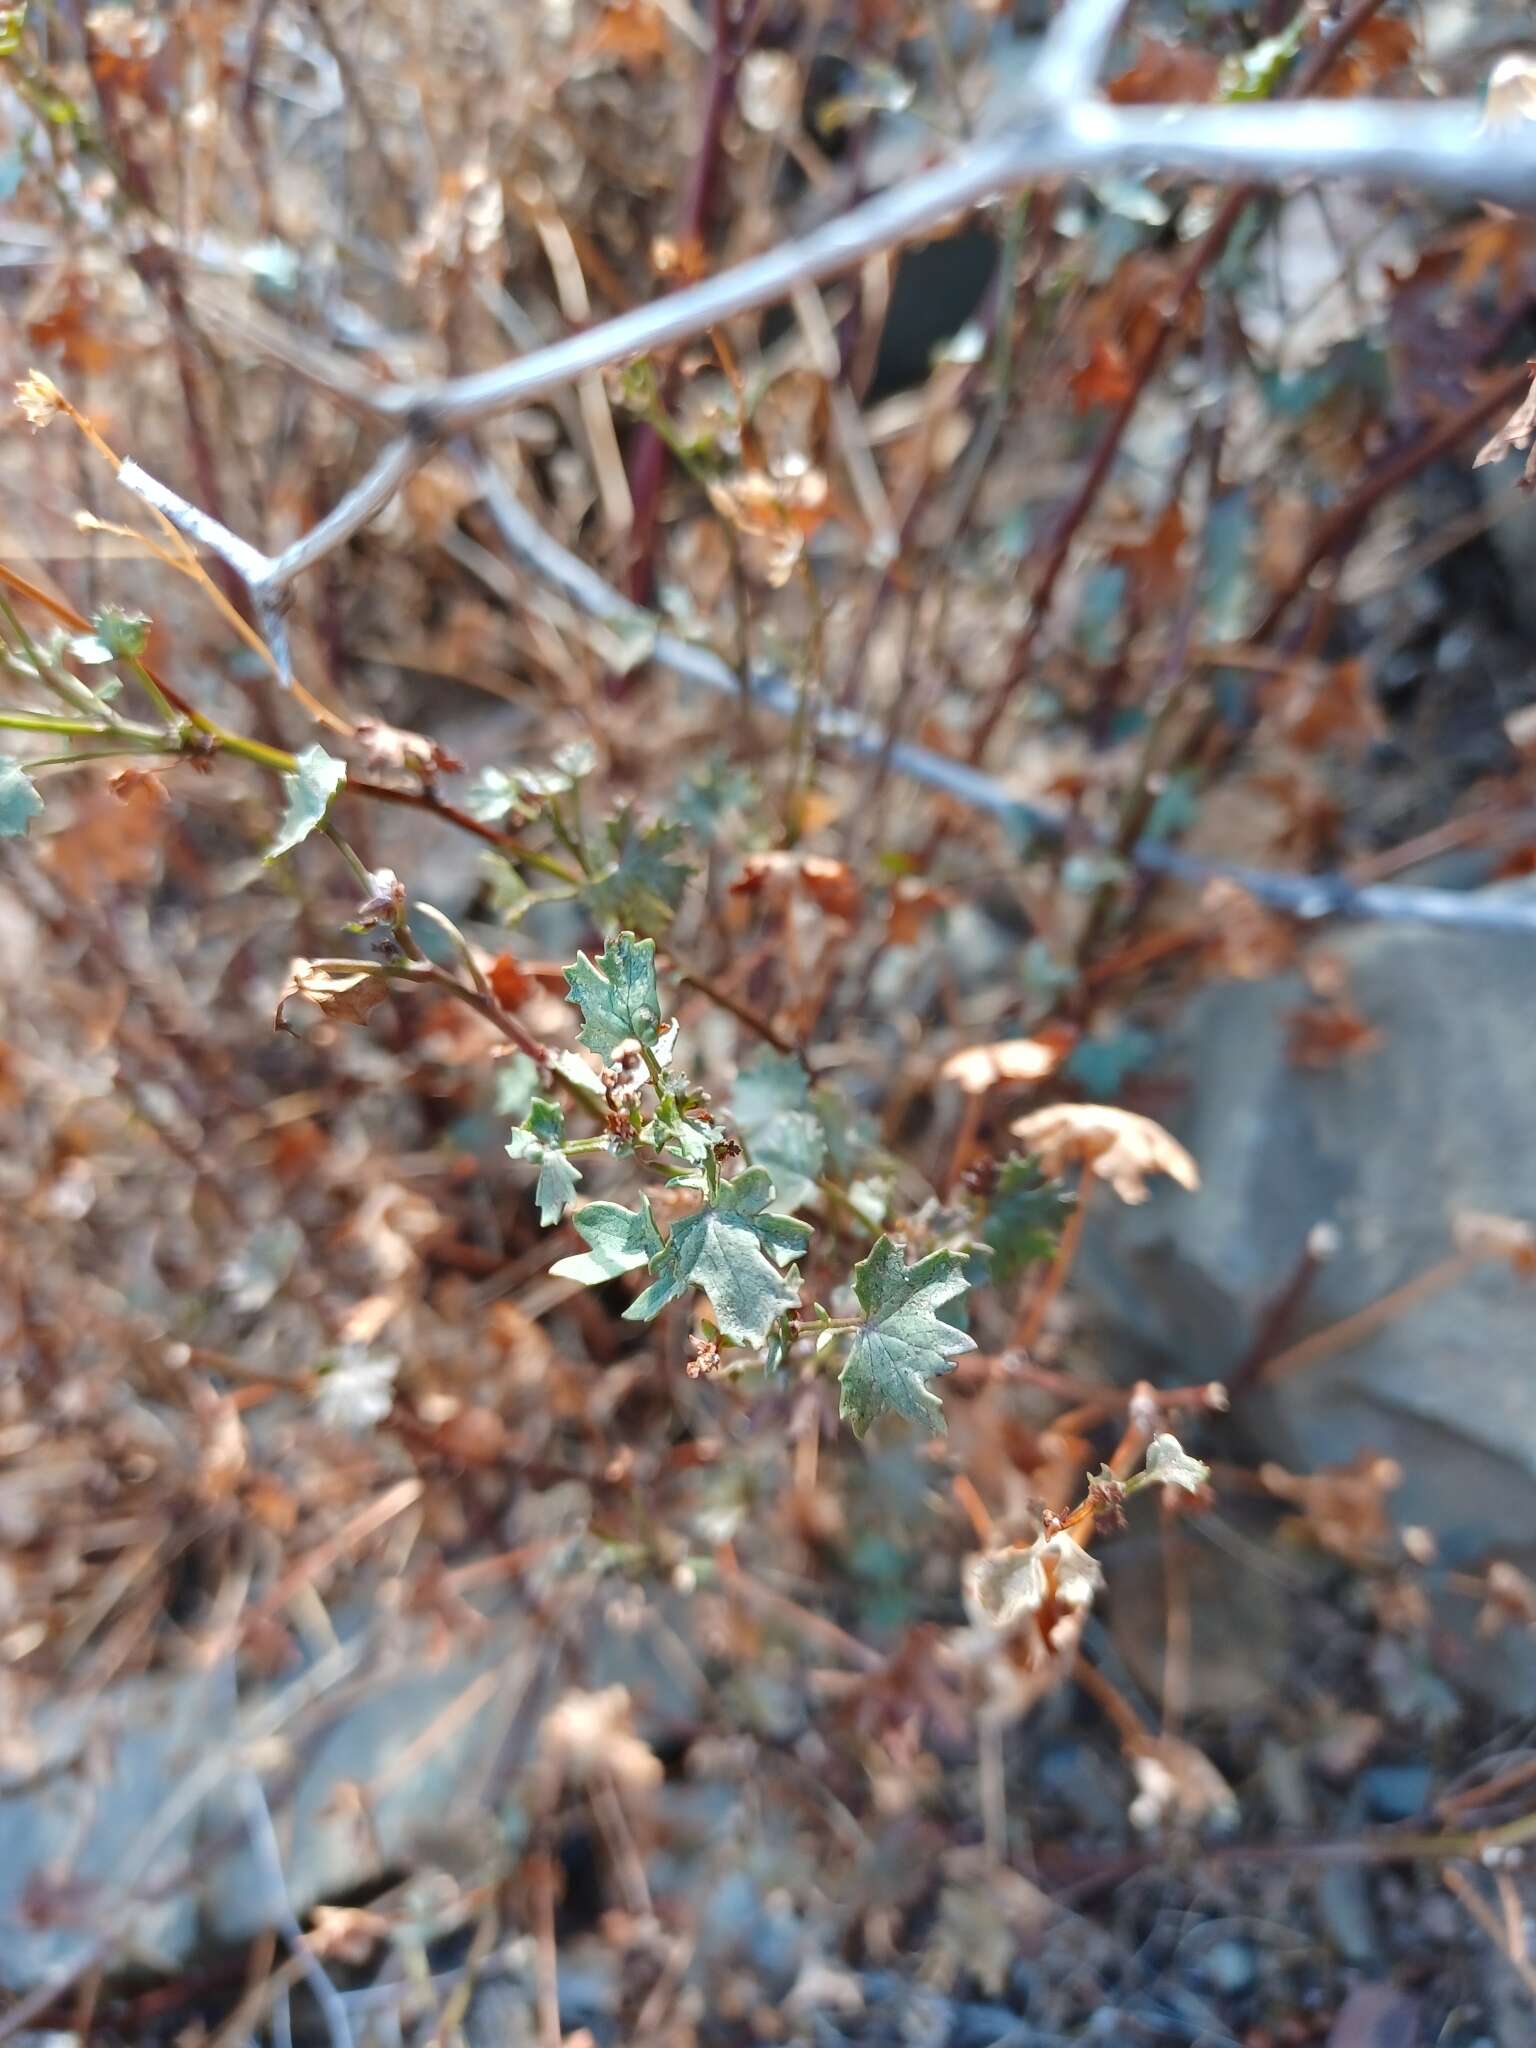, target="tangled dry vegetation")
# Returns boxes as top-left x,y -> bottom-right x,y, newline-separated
8,1 -> 1536,2043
